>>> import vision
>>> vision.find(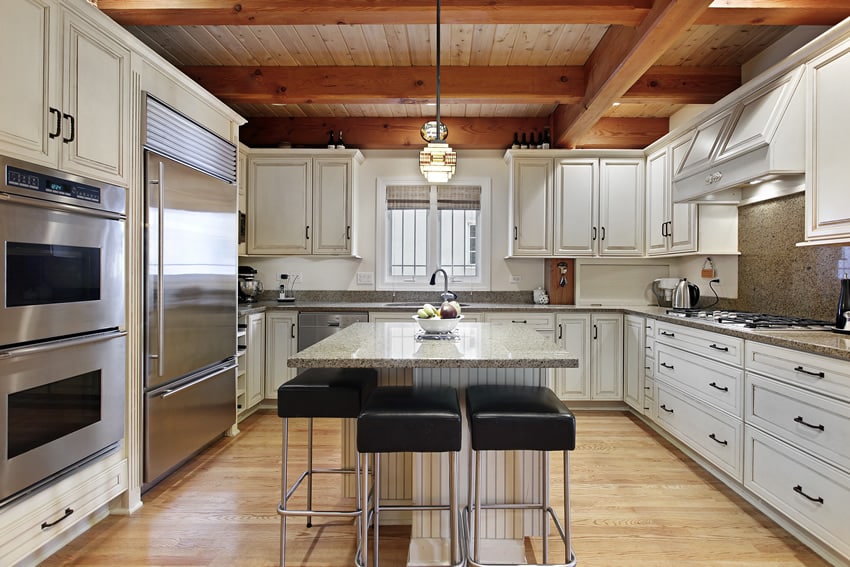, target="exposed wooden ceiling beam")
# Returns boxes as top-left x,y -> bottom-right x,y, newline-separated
553,0 -> 713,148
181,65 -> 738,106
97,0 -> 850,26
239,115 -> 664,149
